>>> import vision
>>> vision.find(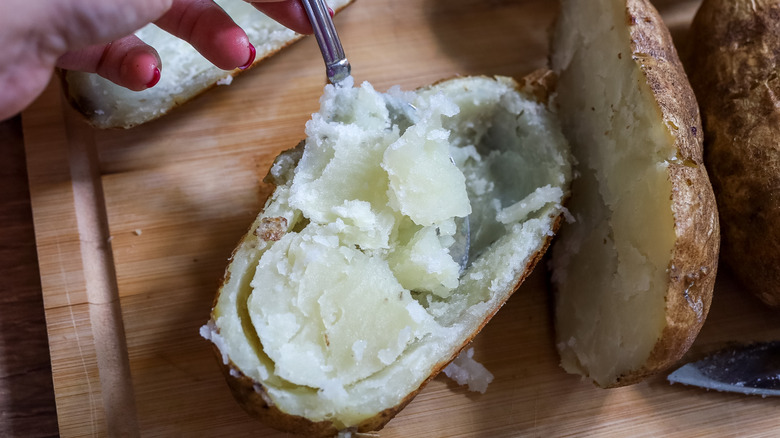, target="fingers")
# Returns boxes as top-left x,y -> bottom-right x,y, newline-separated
51,0 -> 325,97
155,0 -> 255,70
249,0 -> 315,35
56,35 -> 162,91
